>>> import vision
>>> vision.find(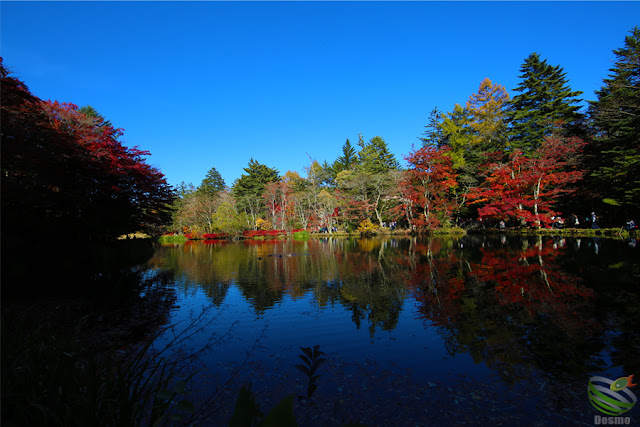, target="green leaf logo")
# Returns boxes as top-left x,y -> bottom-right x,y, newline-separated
587,376 -> 637,416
